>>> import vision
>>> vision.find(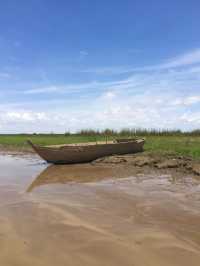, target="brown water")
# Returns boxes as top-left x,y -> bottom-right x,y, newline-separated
0,154 -> 200,266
